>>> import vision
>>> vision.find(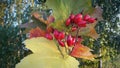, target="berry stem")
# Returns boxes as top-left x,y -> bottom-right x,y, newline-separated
70,27 -> 80,54
80,9 -> 84,14
75,27 -> 80,43
65,33 -> 71,54
64,44 -> 69,54
57,45 -> 64,58
54,39 -> 64,58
